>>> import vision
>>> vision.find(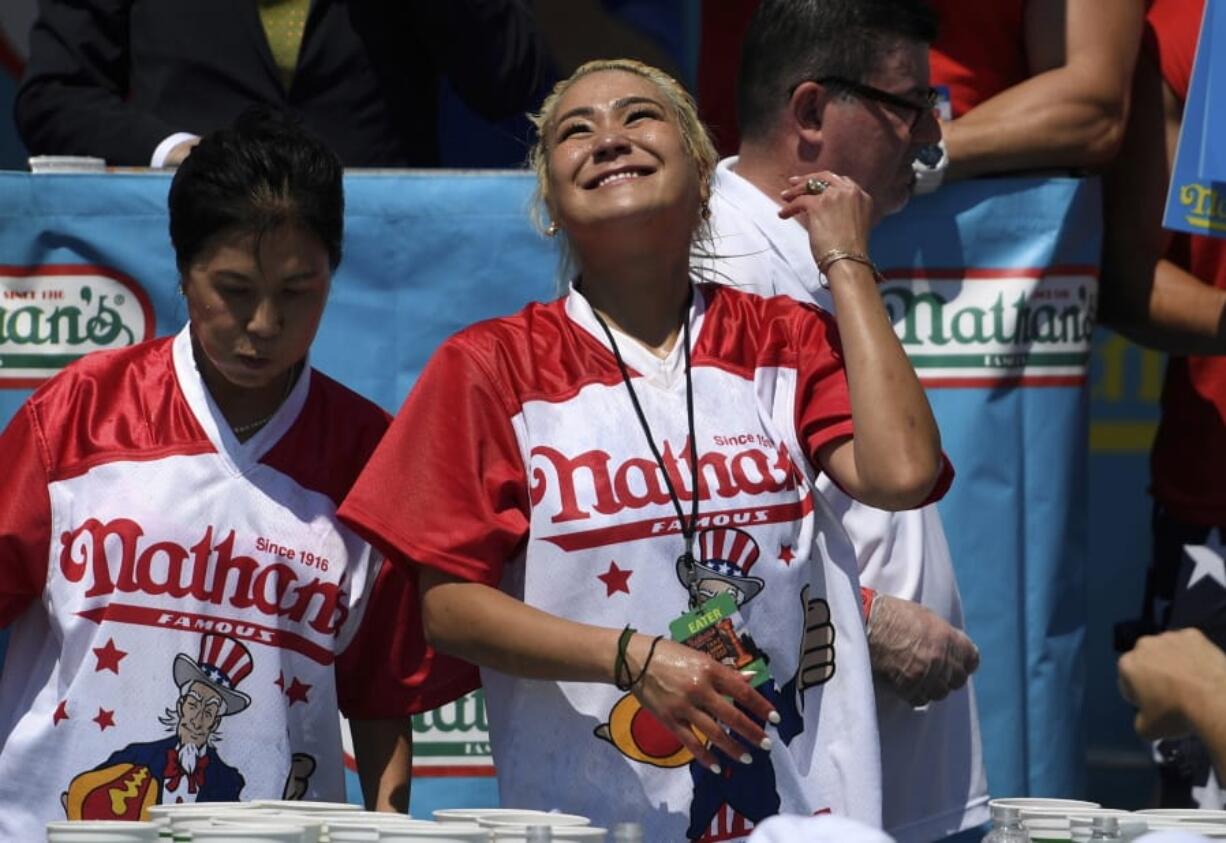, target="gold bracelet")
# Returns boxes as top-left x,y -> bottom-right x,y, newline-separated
815,249 -> 880,287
